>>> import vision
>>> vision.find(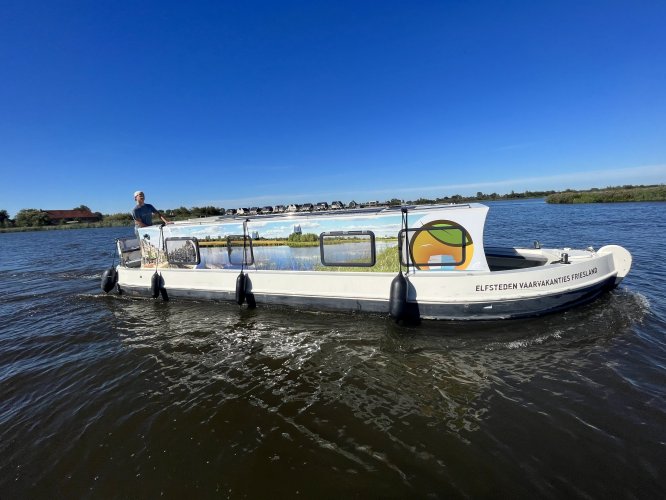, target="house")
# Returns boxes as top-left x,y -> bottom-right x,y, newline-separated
43,209 -> 101,224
